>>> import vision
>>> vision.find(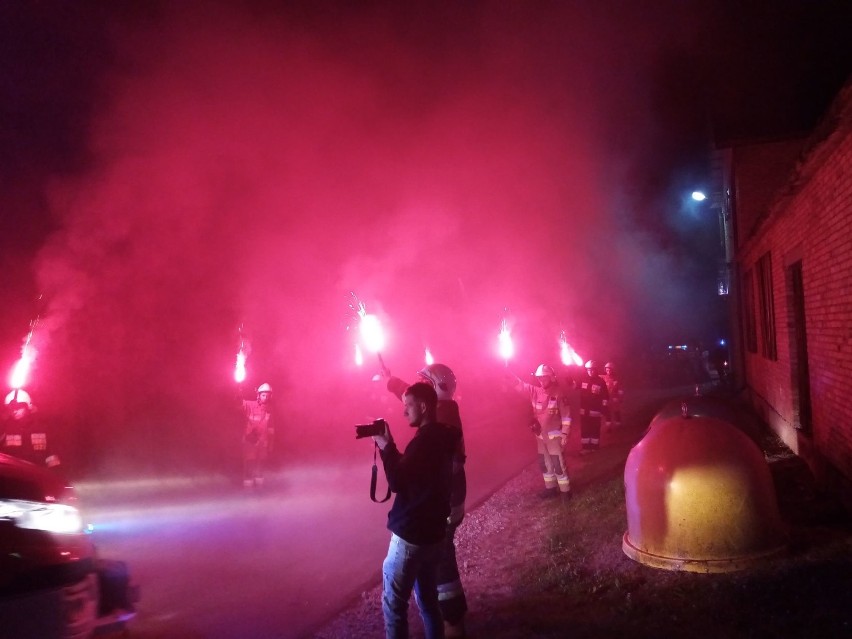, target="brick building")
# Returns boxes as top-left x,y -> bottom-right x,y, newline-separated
719,78 -> 852,502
